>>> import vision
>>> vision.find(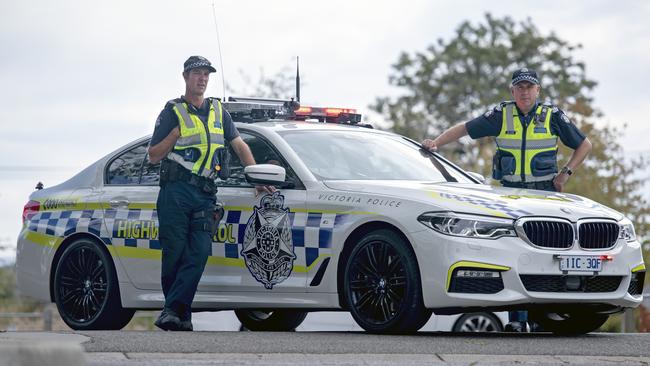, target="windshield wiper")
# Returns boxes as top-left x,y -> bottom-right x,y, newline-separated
401,137 -> 458,183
